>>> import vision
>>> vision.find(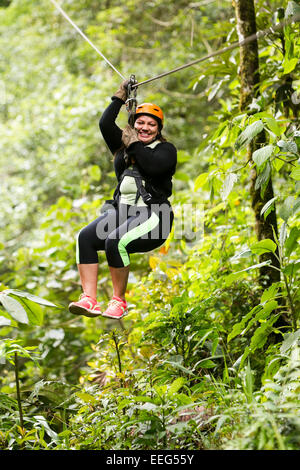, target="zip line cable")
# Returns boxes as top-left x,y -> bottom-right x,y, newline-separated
50,0 -> 299,90
50,0 -> 126,80
133,14 -> 300,88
